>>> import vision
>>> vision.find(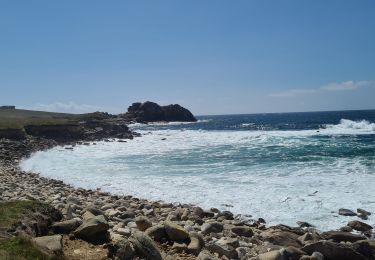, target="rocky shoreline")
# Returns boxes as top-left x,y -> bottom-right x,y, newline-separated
1,135 -> 375,259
